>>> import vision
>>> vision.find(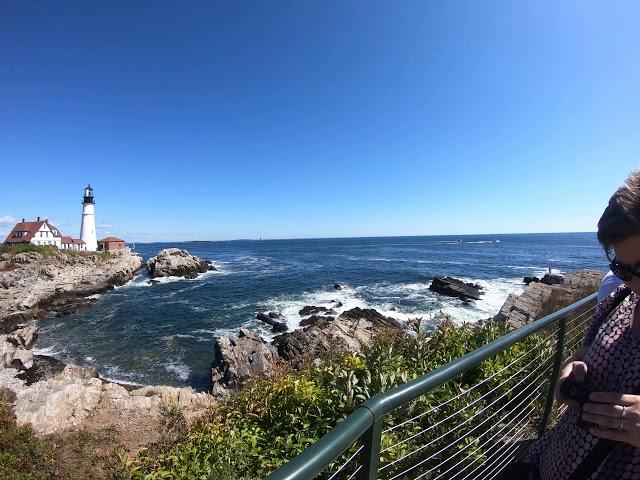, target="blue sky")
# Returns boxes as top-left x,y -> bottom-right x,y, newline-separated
1,1 -> 639,241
